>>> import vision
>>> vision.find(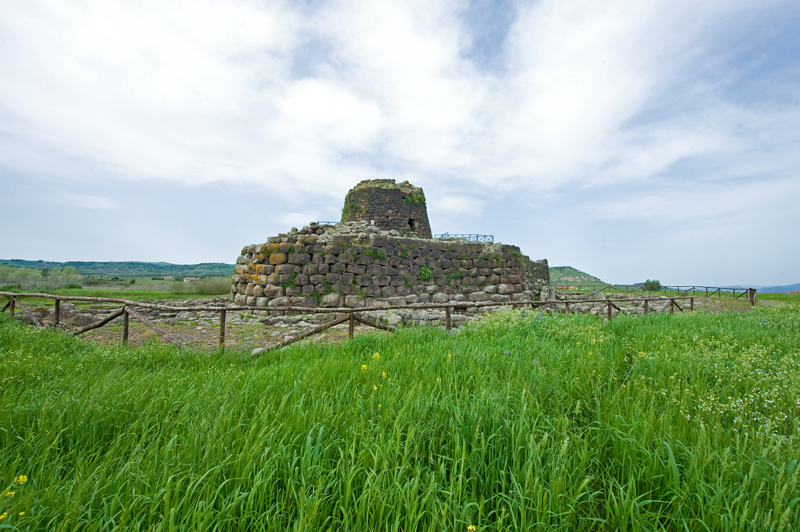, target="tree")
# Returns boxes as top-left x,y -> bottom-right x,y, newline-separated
643,279 -> 662,292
